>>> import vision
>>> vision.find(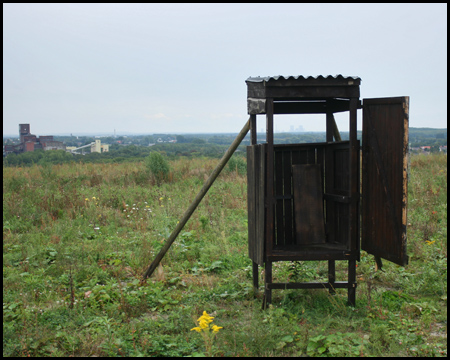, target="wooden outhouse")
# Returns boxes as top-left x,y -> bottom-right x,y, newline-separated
246,75 -> 409,306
